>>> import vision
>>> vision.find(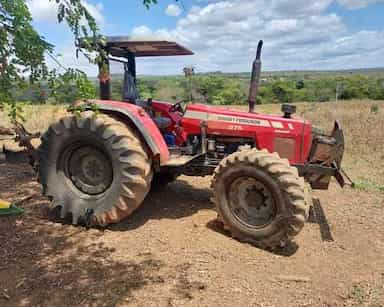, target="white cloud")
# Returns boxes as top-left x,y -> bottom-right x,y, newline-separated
27,0 -> 104,24
27,0 -> 57,23
272,0 -> 333,17
196,0 -> 384,11
165,4 -> 182,17
337,0 -> 384,9
46,0 -> 384,76
27,0 -> 104,75
81,1 -> 104,23
127,0 -> 384,75
46,43 -> 98,76
131,25 -> 153,39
